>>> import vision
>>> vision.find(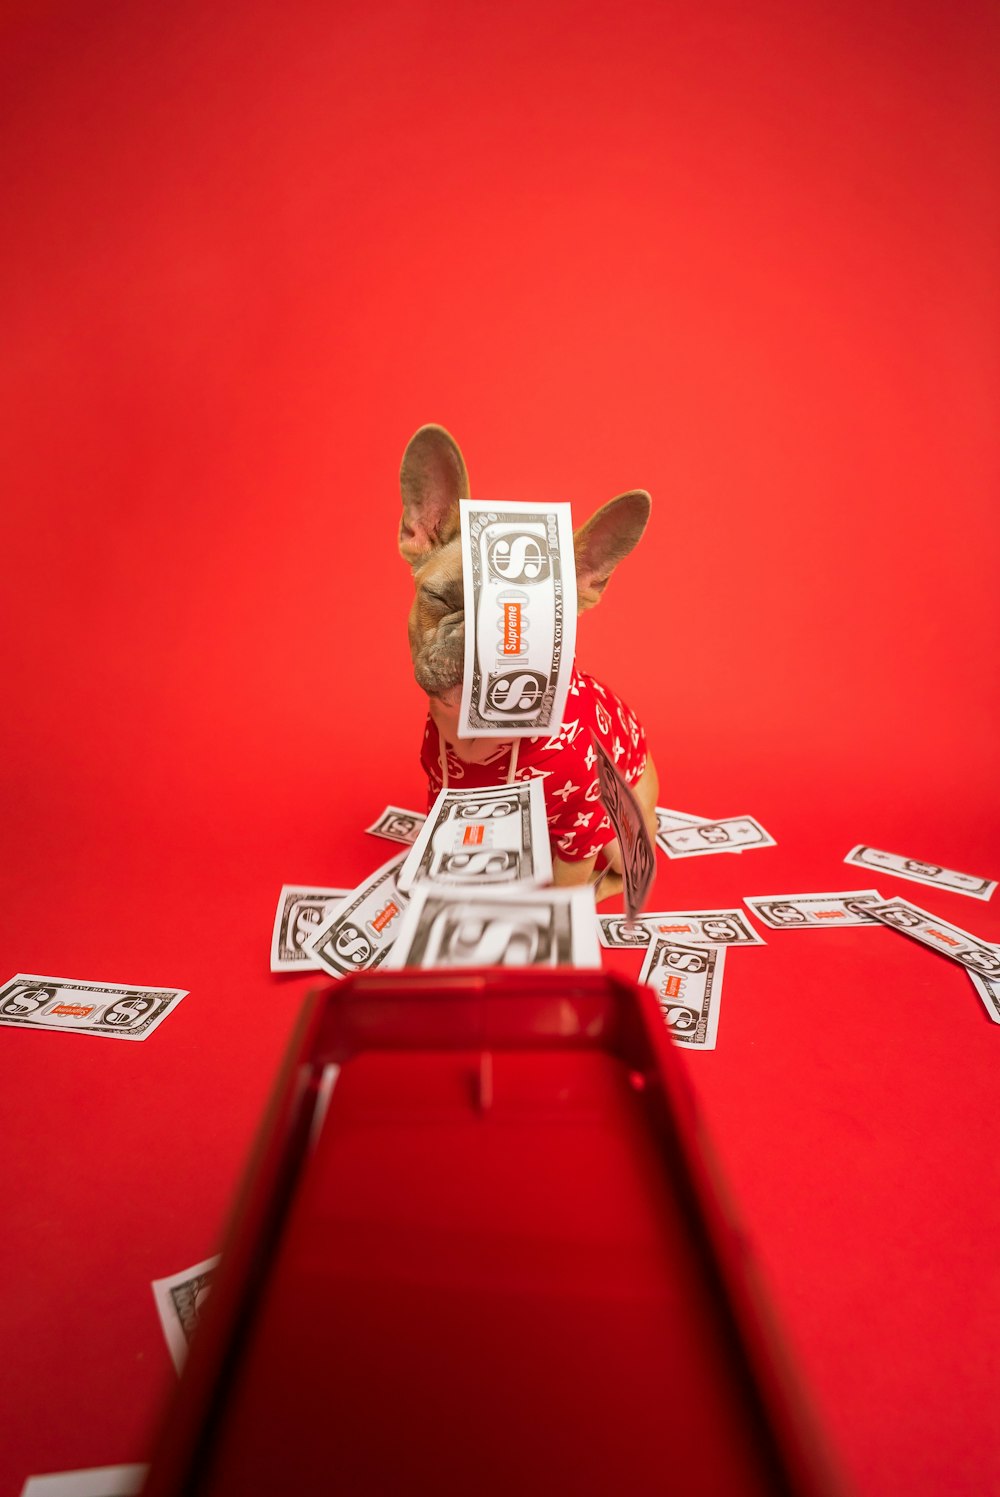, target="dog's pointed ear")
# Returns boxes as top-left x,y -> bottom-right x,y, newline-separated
574,491 -> 651,612
399,424 -> 469,567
